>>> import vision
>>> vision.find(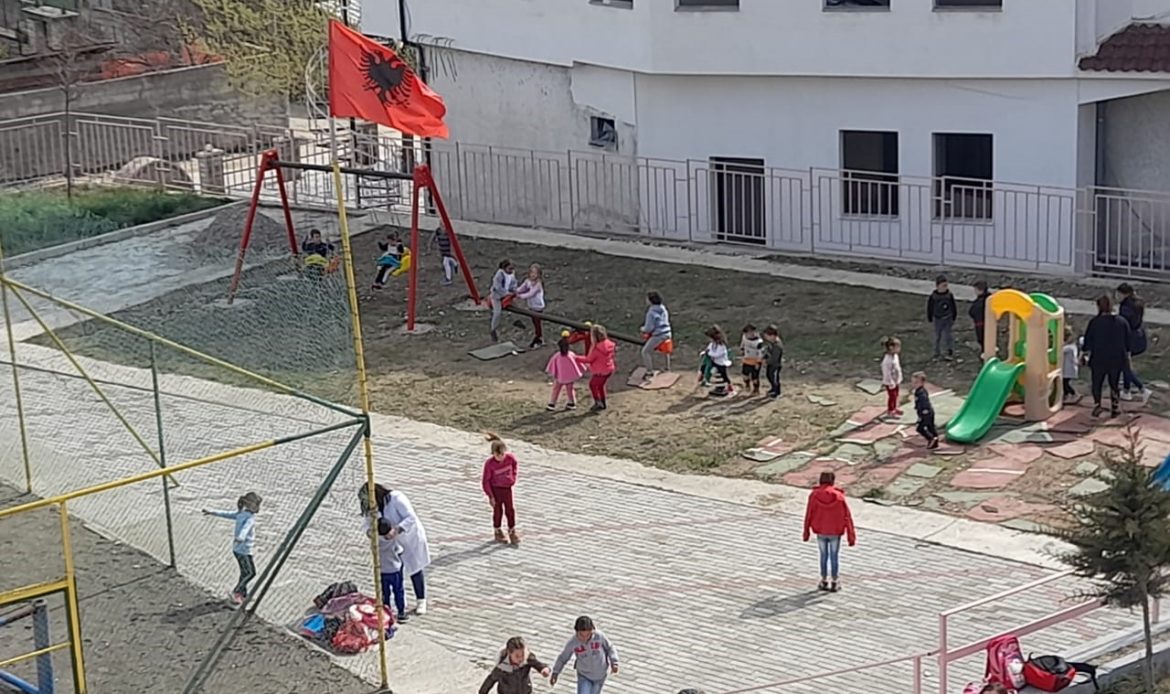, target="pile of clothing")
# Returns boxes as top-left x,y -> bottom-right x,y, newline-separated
297,581 -> 396,654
